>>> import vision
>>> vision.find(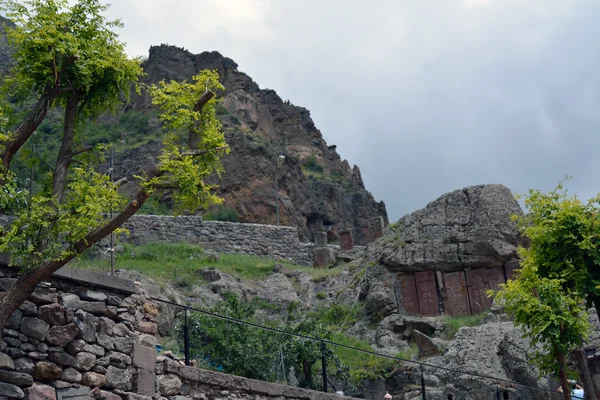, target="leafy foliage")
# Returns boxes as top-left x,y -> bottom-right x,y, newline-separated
302,154 -> 323,173
204,205 -> 239,222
